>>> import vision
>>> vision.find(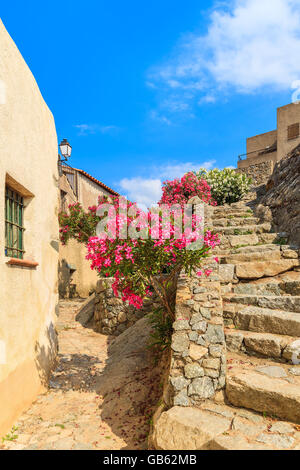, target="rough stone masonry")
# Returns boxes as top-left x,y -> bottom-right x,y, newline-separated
169,262 -> 226,407
94,278 -> 161,335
